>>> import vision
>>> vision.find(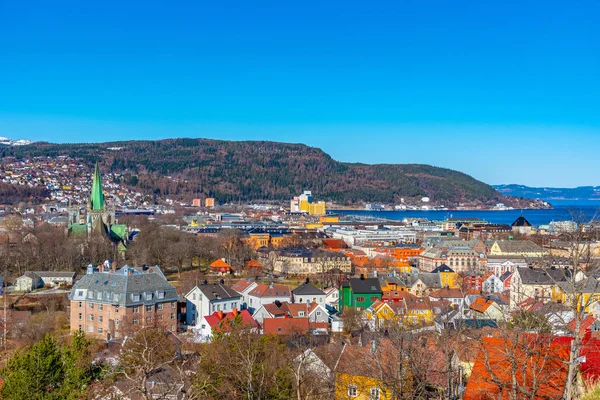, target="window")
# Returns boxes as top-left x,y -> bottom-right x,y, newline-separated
171,301 -> 176,308
78,301 -> 82,308
133,319 -> 140,325
316,311 -> 321,316
217,304 -> 221,311
158,315 -> 163,321
145,293 -> 153,301
98,304 -> 103,311
78,324 -> 82,331
132,294 -> 141,302
78,313 -> 82,320
146,316 -> 152,323
89,315 -> 94,322
298,311 -> 305,317
356,297 -> 365,302
170,312 -> 175,320
157,303 -> 163,310
171,325 -> 175,332
133,306 -> 140,314
115,319 -> 119,326
158,292 -> 165,299
89,303 -> 94,310
115,306 -> 119,313
347,385 -> 358,397
146,305 -> 153,312
77,290 -> 83,297
88,325 -> 93,333
97,292 -> 102,300
370,388 -> 381,400
98,327 -> 103,334
192,293 -> 196,300
99,316 -> 103,323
